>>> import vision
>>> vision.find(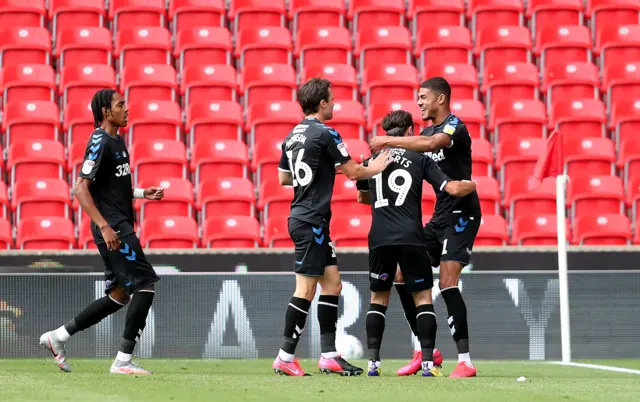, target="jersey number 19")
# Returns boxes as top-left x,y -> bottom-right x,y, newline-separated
286,149 -> 312,187
373,169 -> 412,209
